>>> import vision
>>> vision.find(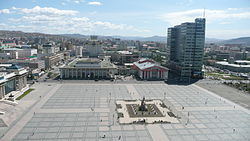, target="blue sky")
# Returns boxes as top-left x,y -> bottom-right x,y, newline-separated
0,0 -> 250,39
